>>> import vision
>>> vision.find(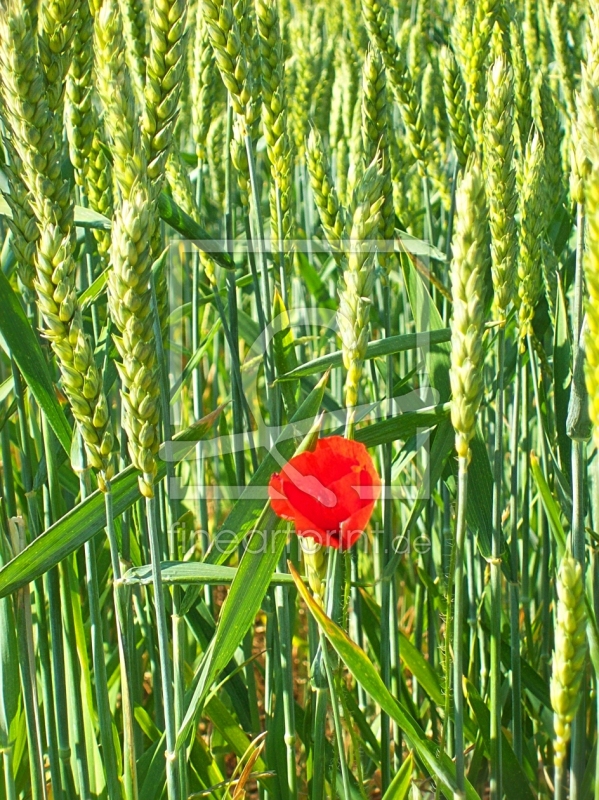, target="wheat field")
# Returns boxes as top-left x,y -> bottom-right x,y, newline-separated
0,0 -> 597,798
